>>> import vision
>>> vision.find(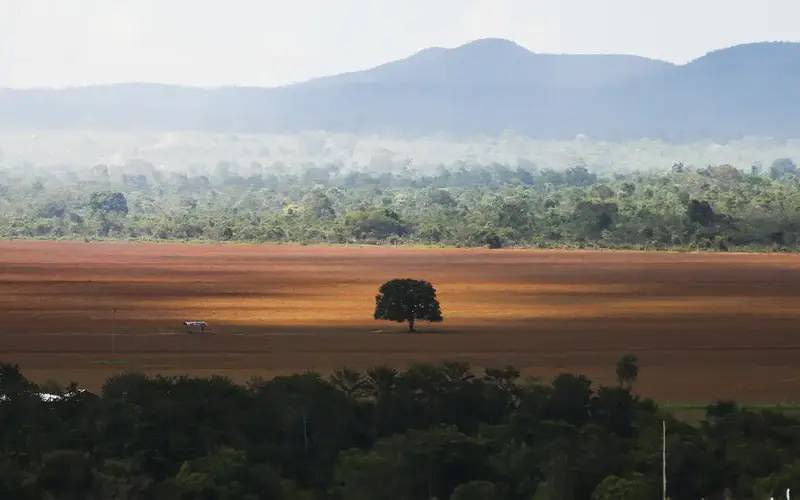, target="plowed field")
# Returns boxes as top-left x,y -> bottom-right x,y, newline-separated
1,240 -> 799,402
